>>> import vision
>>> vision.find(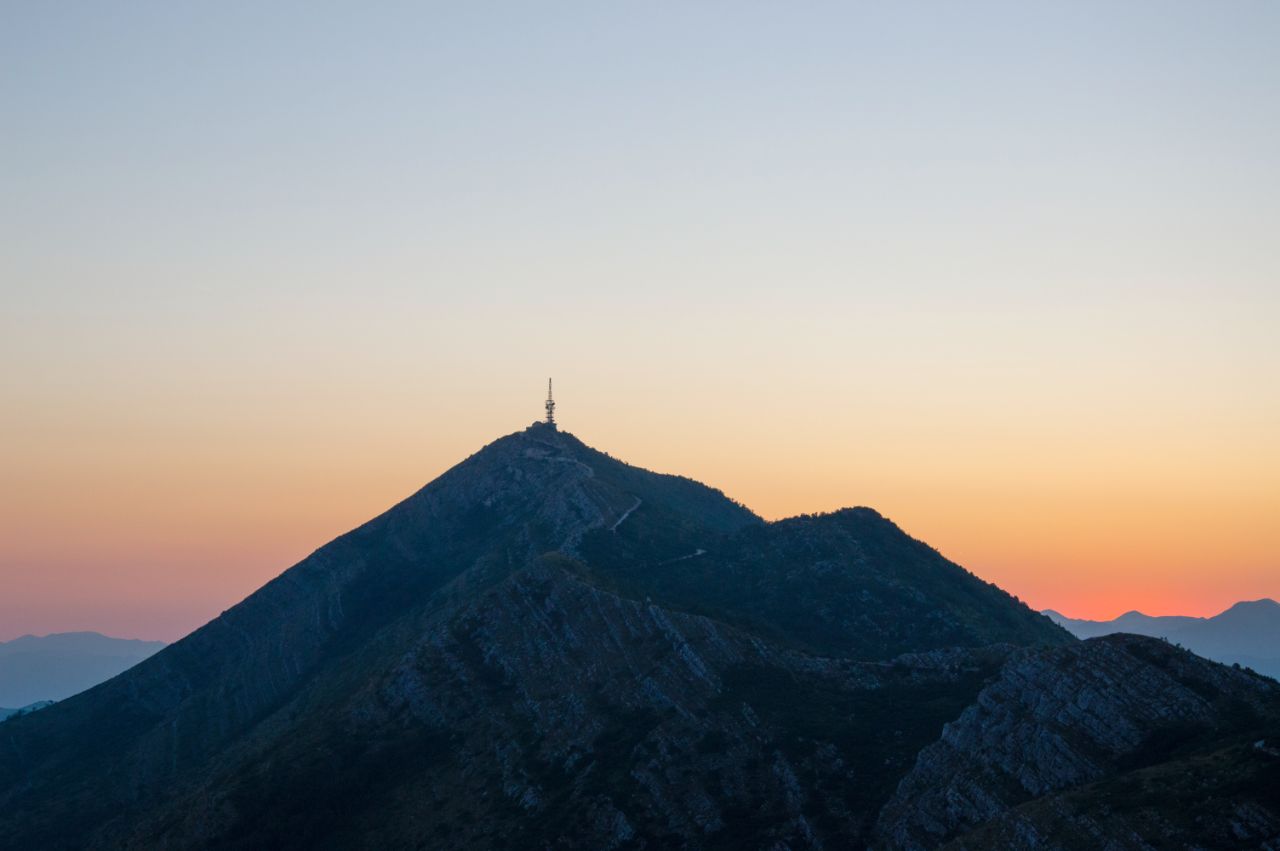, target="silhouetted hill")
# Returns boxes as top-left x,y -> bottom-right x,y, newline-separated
1046,599 -> 1280,679
0,632 -> 166,707
0,424 -> 1274,849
